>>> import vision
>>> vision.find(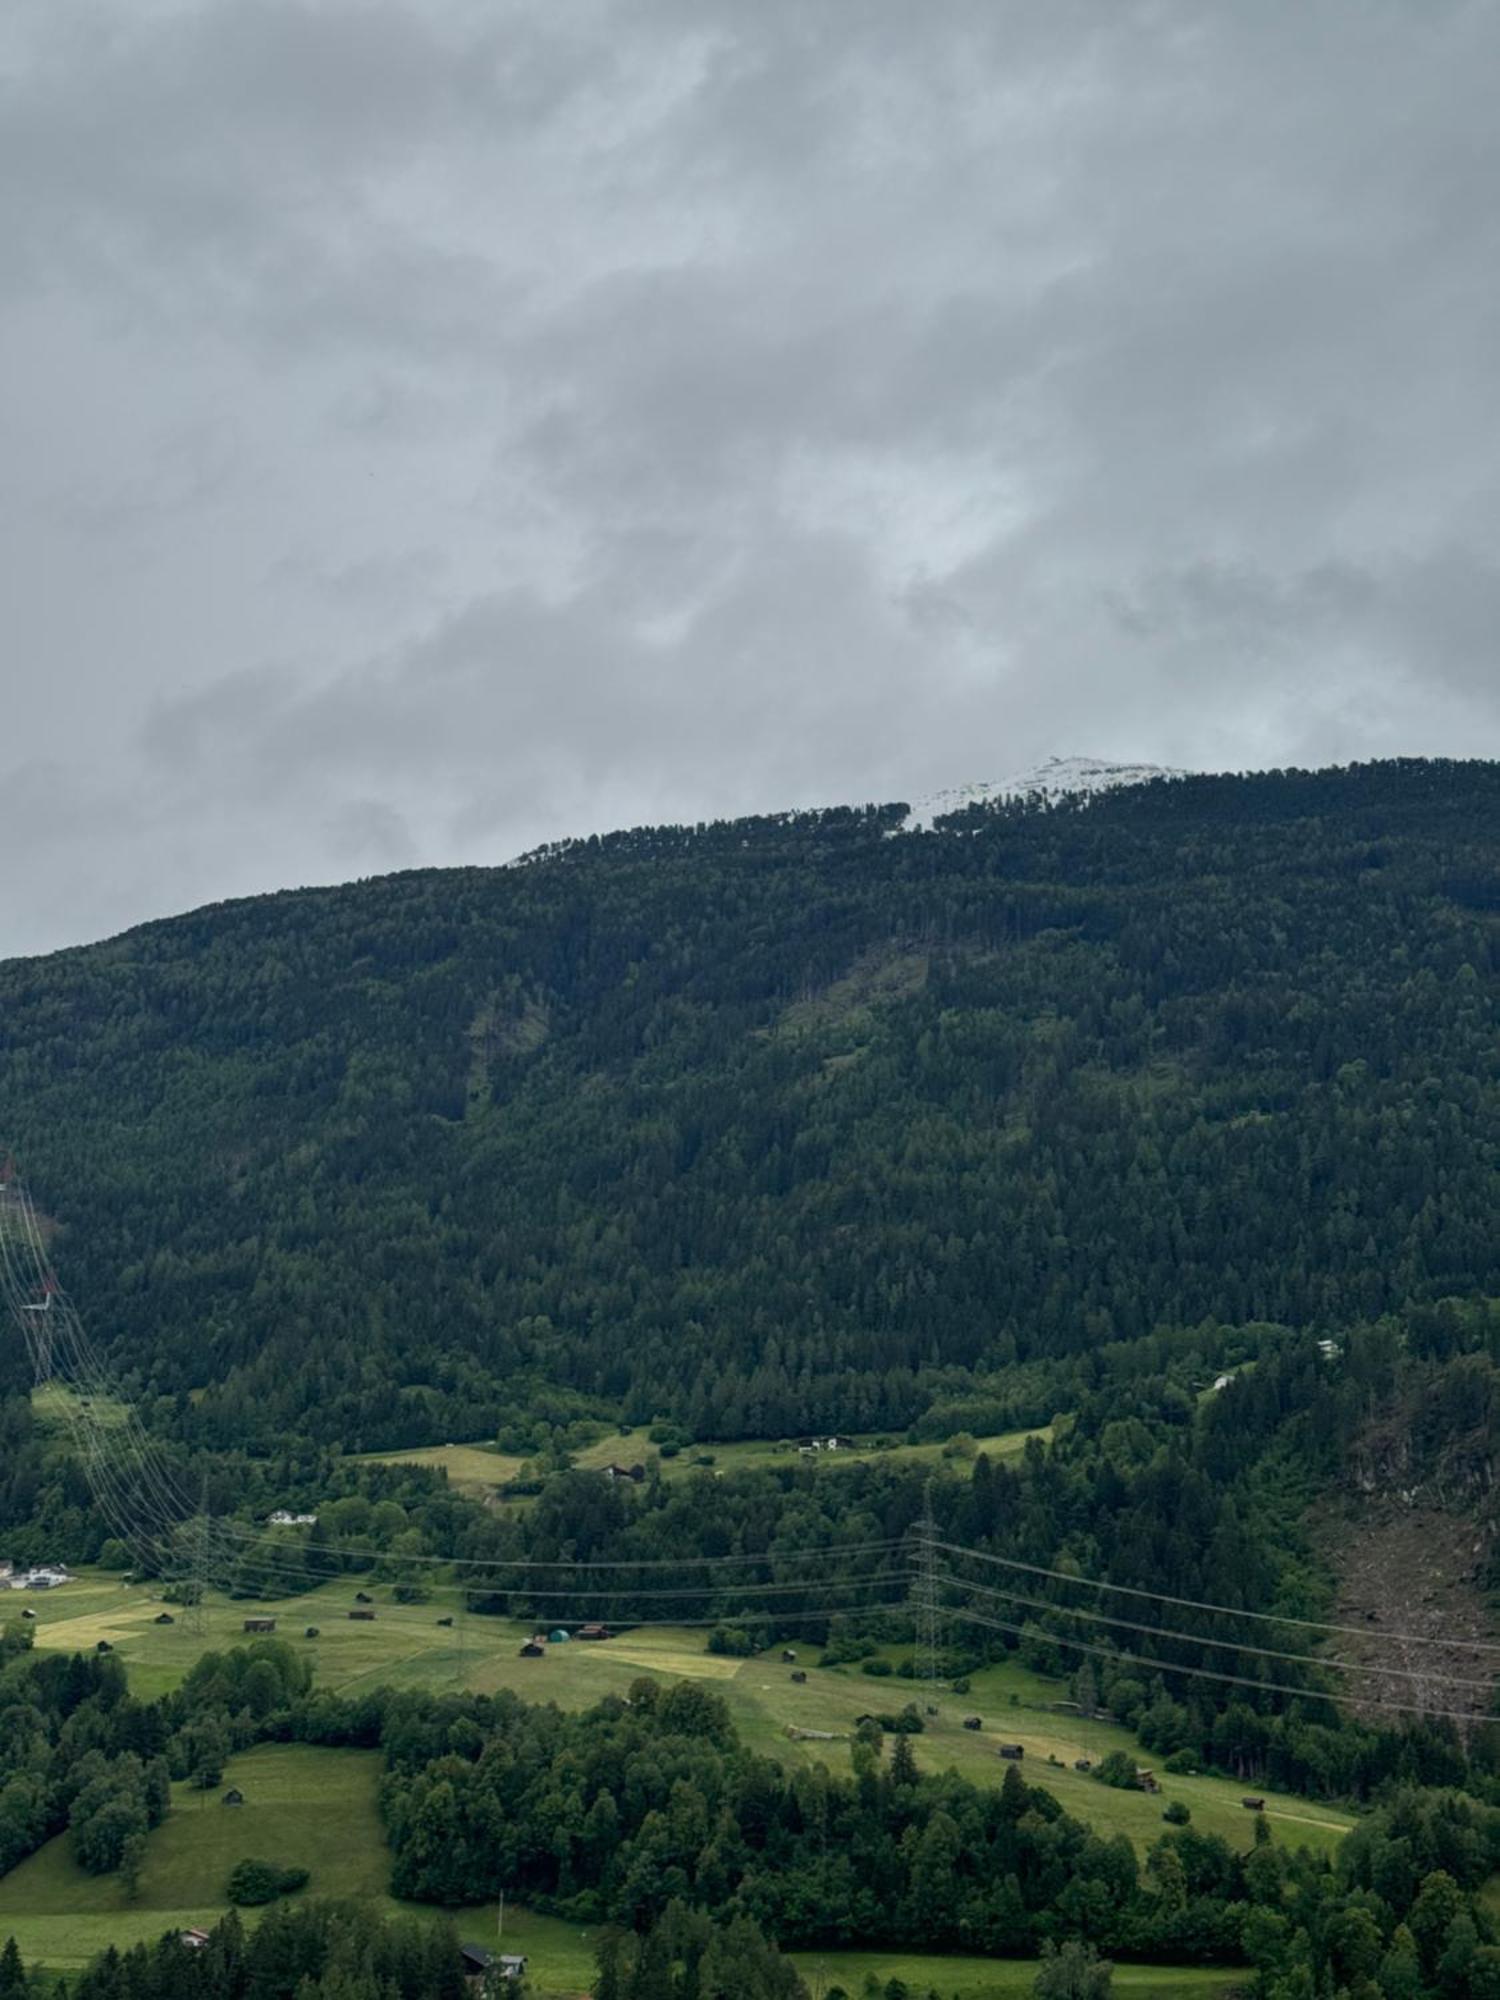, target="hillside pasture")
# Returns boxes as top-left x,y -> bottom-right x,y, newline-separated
12,1572 -> 1353,1859
0,1744 -> 389,1970
355,1423 -> 1056,1496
